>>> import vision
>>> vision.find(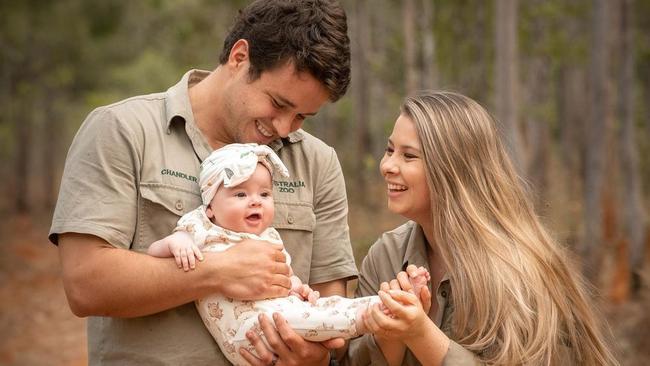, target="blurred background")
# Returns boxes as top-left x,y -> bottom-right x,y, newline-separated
1,0 -> 649,364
